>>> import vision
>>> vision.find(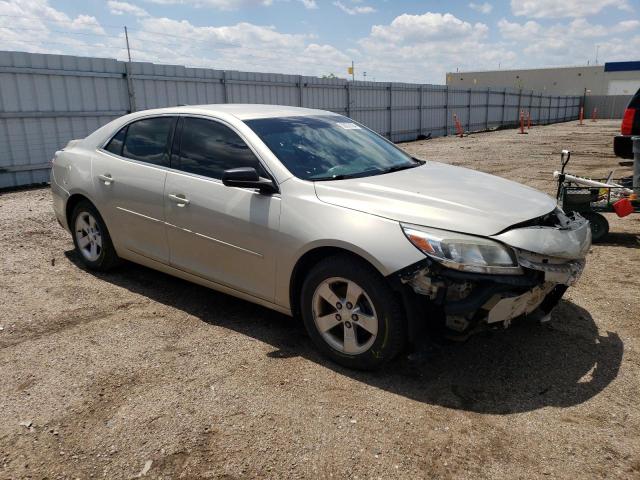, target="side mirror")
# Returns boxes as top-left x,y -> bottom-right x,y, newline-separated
222,167 -> 278,194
